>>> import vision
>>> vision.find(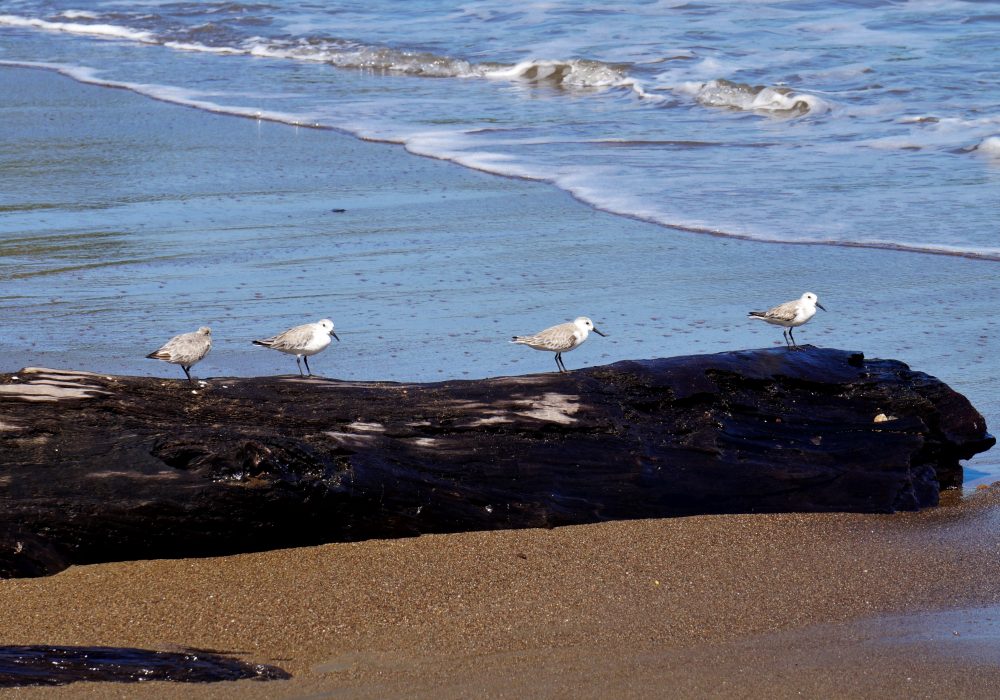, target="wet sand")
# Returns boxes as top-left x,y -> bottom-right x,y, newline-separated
2,487 -> 1000,697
